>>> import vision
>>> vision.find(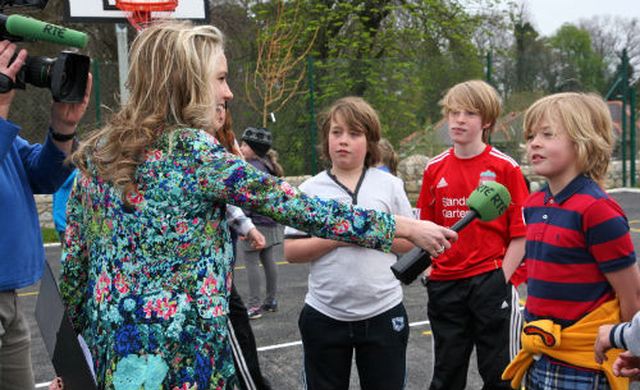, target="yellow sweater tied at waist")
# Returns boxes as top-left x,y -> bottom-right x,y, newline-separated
502,298 -> 628,390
